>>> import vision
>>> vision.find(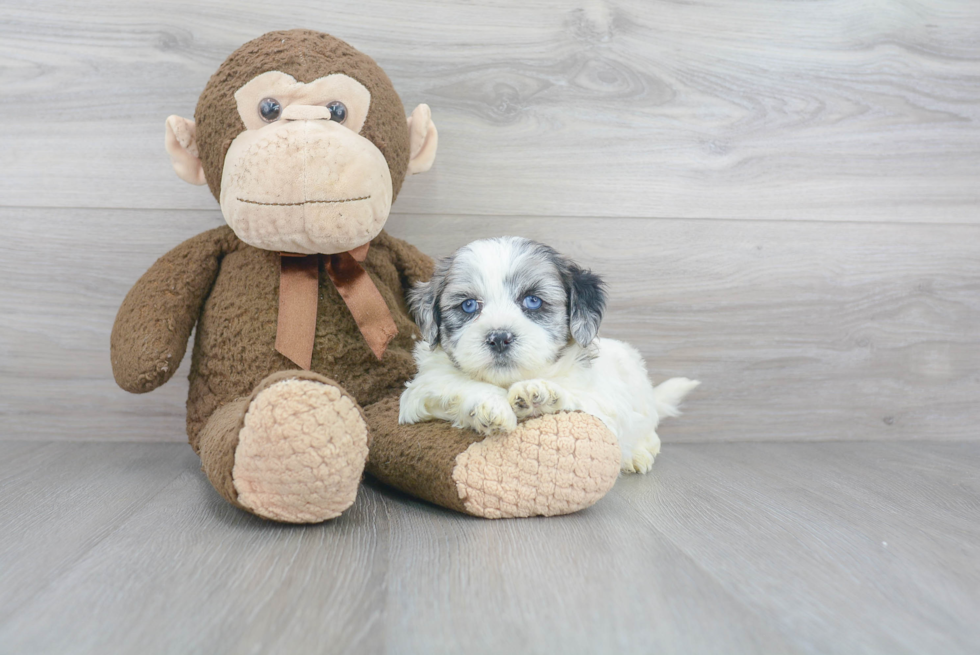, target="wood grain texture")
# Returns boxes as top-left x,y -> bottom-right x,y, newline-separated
0,443 -> 184,619
2,207 -> 978,443
0,440 -> 976,654
0,207 -> 221,441
379,481 -> 805,654
616,441 -> 980,655
1,0 -> 978,221
0,444 -> 391,655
